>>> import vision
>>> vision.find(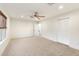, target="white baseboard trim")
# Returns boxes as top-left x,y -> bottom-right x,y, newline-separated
42,35 -> 79,50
